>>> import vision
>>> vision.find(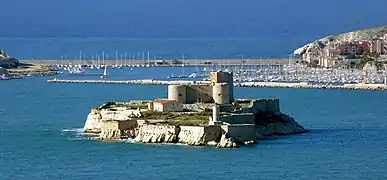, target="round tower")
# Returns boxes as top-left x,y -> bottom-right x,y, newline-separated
212,83 -> 230,104
168,85 -> 187,104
